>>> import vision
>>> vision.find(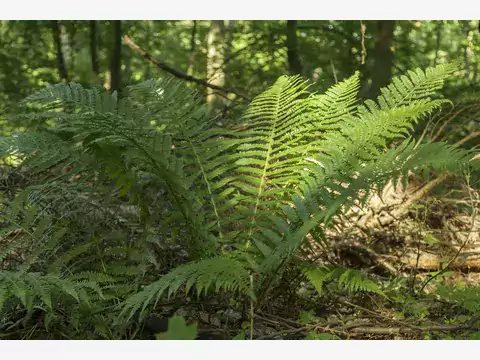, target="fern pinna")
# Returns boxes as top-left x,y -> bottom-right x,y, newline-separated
0,63 -> 478,337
